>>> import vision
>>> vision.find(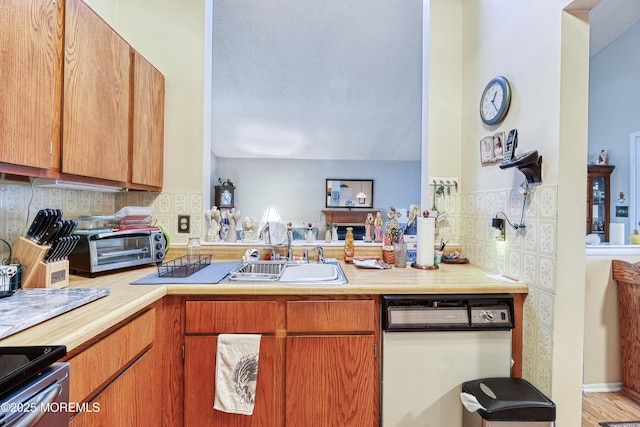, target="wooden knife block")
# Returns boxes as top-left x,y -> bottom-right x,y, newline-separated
33,260 -> 69,289
12,237 -> 69,289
